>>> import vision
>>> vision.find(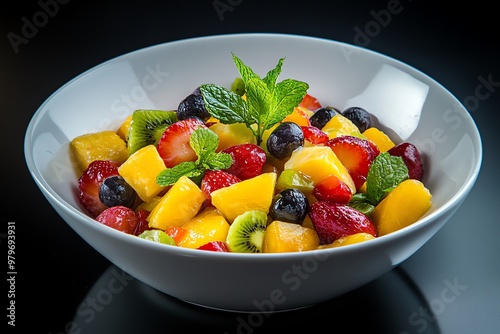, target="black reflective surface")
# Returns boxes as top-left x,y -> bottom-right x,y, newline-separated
3,1 -> 499,333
